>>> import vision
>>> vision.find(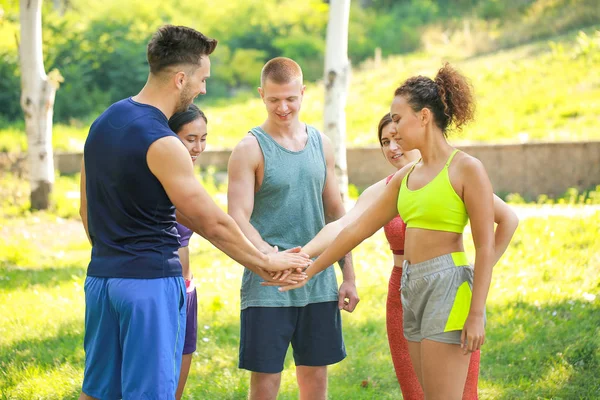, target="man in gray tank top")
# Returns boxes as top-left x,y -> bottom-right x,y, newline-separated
228,57 -> 360,400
